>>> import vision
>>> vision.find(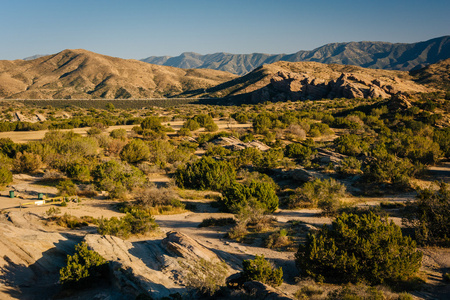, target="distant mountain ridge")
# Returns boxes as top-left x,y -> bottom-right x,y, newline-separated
141,36 -> 450,75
